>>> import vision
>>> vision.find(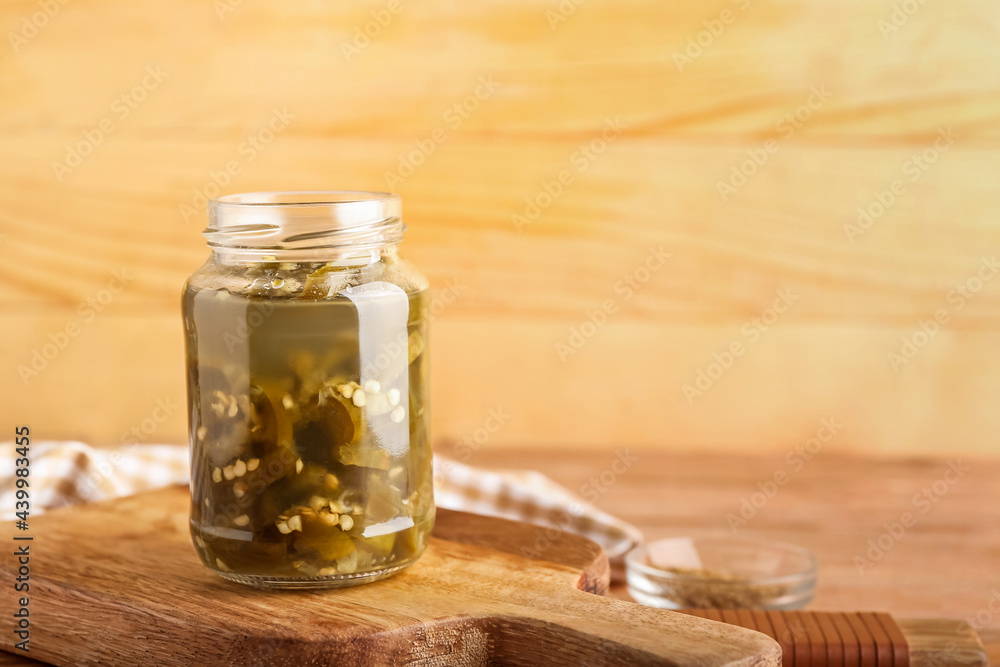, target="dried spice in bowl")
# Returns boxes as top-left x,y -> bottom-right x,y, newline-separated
626,536 -> 817,610
653,566 -> 789,609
